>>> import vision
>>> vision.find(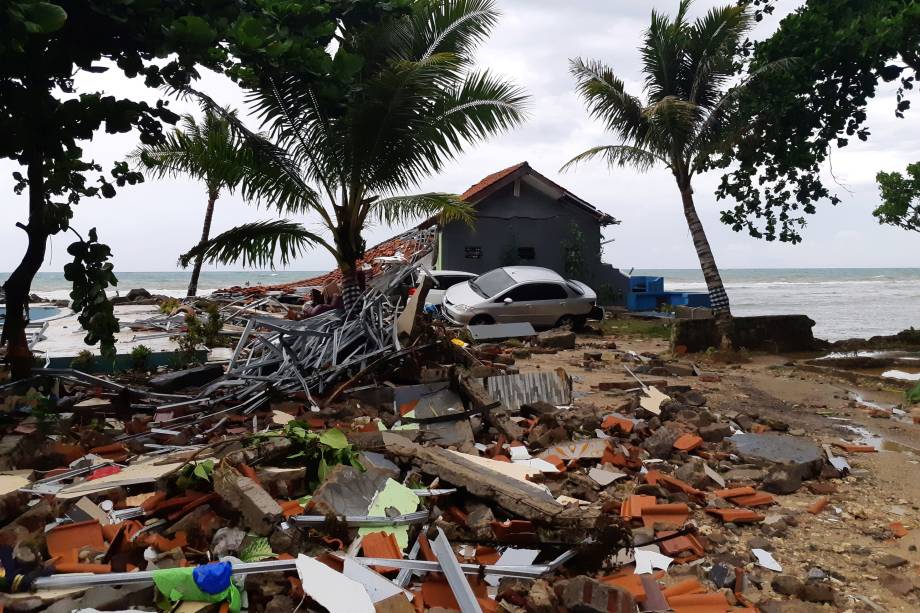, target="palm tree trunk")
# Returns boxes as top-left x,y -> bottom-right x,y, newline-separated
680,184 -> 734,348
187,190 -> 218,297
